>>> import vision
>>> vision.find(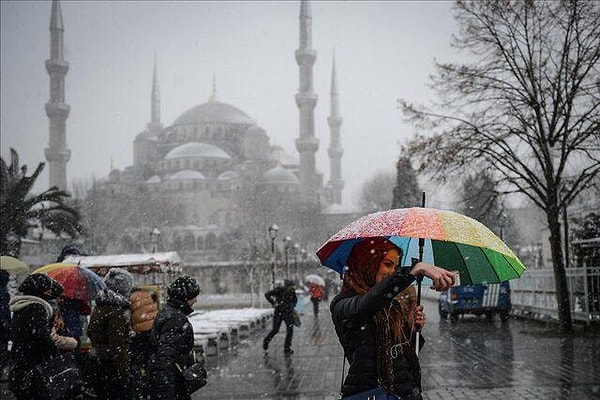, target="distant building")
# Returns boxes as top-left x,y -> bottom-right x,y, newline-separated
41,0 -> 357,265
